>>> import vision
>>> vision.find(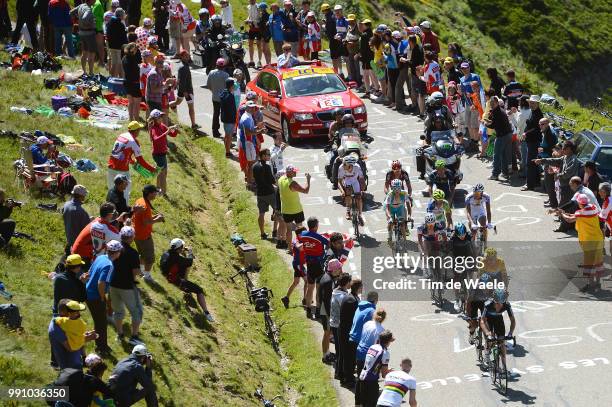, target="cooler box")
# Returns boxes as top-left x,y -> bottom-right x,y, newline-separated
238,243 -> 258,267
51,95 -> 67,111
107,77 -> 125,96
191,50 -> 205,68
